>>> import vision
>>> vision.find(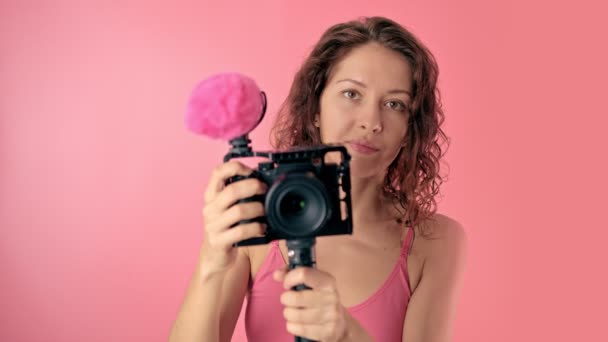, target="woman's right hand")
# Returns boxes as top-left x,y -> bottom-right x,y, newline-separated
199,160 -> 268,276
